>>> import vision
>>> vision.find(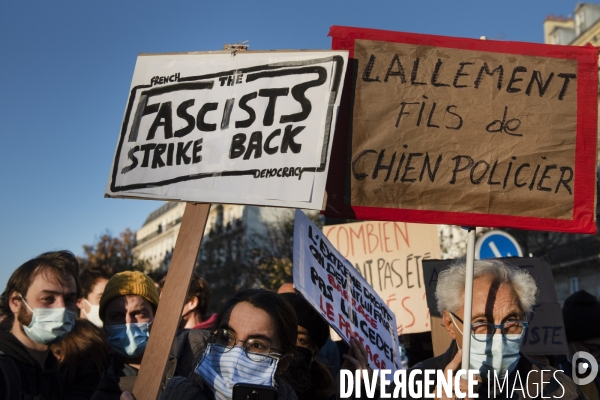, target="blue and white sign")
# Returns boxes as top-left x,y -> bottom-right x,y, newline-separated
475,230 -> 523,260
